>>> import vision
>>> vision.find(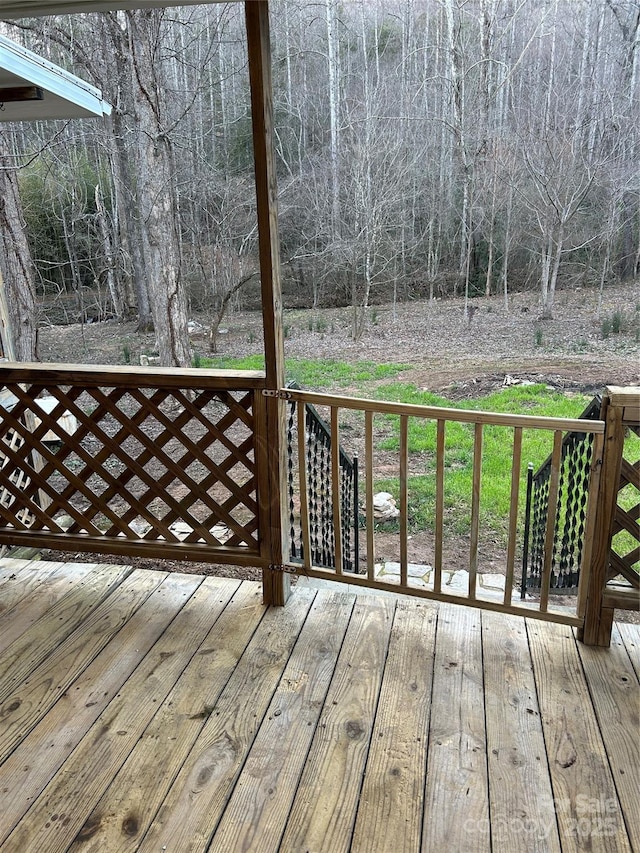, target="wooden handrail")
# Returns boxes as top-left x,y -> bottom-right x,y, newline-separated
285,386 -> 611,631
0,362 -> 266,389
284,388 -> 605,434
